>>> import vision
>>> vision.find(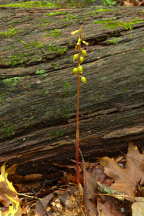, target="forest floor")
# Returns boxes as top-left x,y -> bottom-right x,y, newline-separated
2,142 -> 144,216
